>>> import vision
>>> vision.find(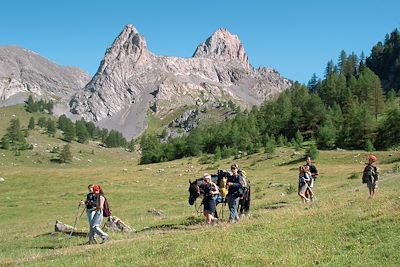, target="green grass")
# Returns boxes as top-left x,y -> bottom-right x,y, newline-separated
1,105 -> 400,266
